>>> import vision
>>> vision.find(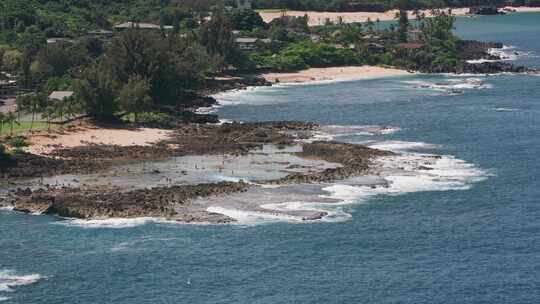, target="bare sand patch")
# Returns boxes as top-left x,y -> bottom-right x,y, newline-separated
503,6 -> 540,13
25,126 -> 173,155
262,66 -> 412,84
